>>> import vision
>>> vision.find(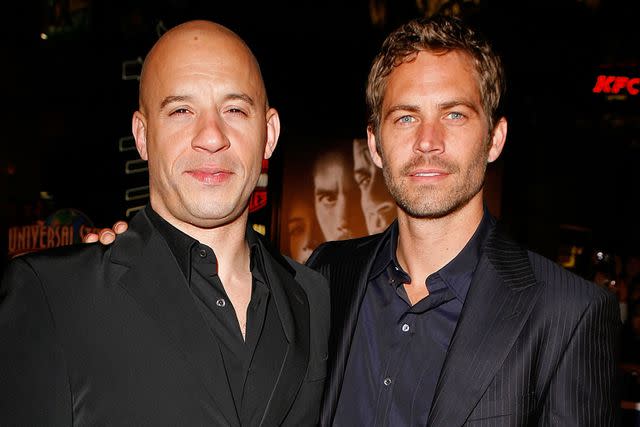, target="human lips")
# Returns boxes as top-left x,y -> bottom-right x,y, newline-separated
408,168 -> 449,179
401,157 -> 454,179
185,167 -> 233,184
